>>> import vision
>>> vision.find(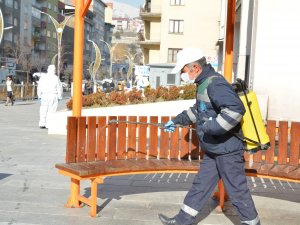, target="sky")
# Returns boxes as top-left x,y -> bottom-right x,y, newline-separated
113,0 -> 144,8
